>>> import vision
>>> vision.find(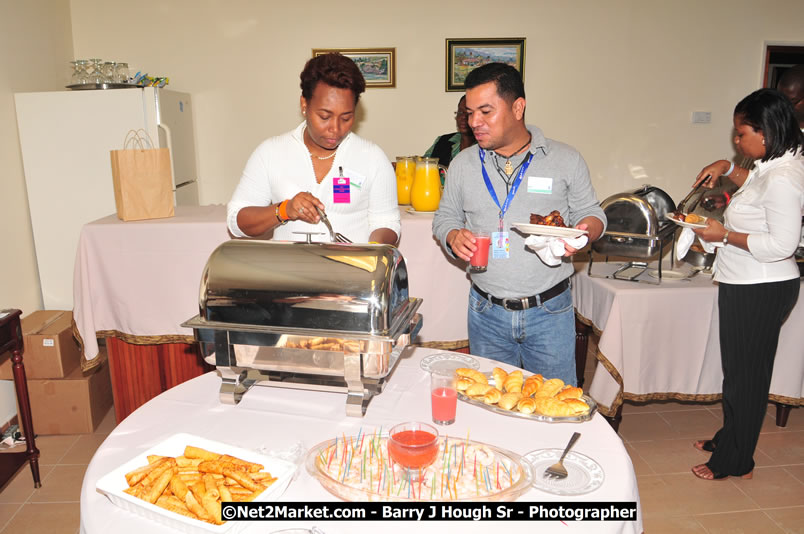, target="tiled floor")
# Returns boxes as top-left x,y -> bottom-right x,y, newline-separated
0,407 -> 116,533
0,337 -> 802,533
